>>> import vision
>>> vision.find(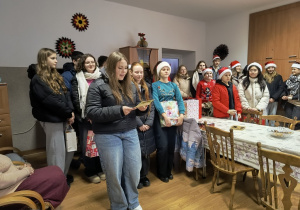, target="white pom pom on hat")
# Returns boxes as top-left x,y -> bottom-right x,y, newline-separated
156,61 -> 171,76
247,62 -> 262,72
218,67 -> 232,80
